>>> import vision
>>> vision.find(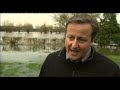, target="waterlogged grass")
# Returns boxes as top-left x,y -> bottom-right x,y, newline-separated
0,62 -> 43,77
26,63 -> 40,70
96,47 -> 120,67
1,48 -> 120,77
107,55 -> 120,67
1,55 -> 120,77
96,47 -> 120,56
